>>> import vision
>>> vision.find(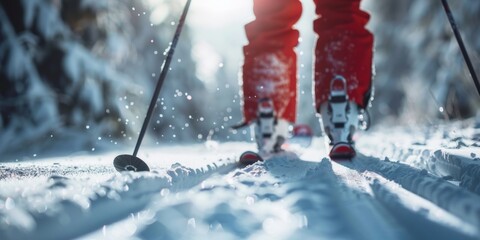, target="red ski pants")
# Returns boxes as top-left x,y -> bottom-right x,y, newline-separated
242,0 -> 373,123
